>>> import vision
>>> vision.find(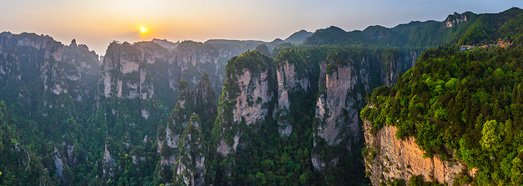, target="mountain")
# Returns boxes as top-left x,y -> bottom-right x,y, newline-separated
209,47 -> 419,185
361,8 -> 523,185
1,7 -> 523,186
304,8 -> 523,48
284,30 -> 313,43
0,32 -> 285,185
0,32 -> 100,185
